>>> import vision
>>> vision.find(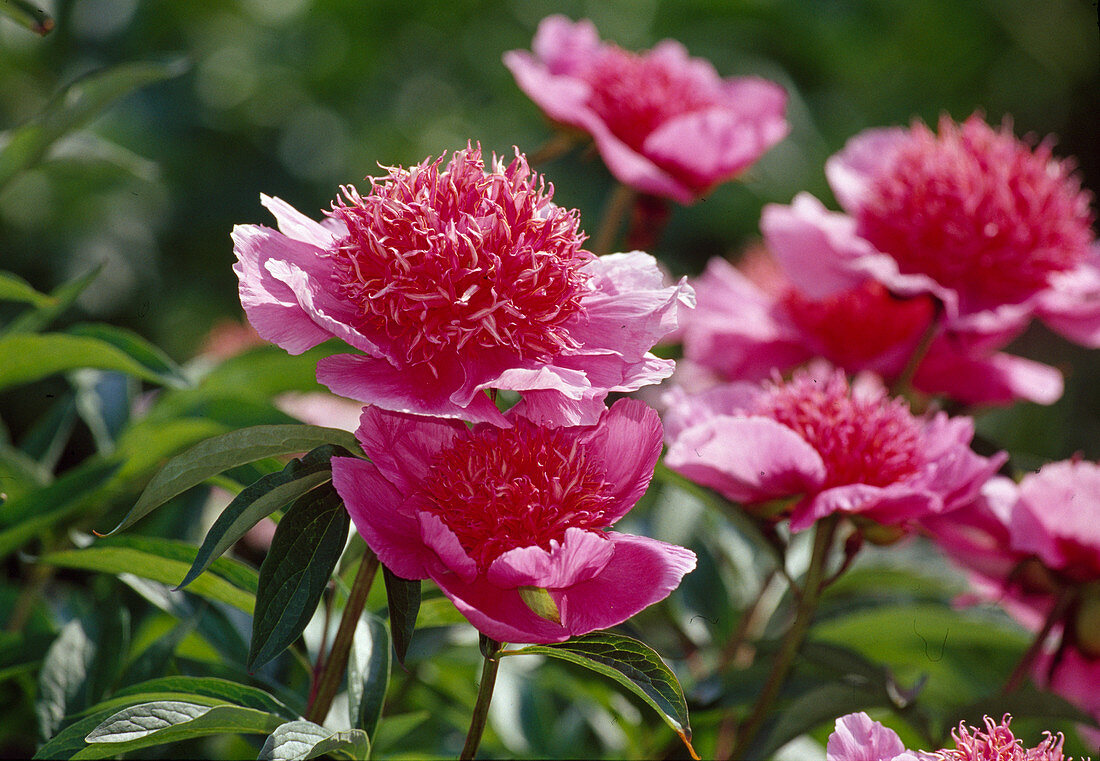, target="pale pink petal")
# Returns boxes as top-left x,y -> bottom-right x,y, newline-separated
1012,461 -> 1100,577
826,712 -> 909,761
485,527 -> 615,589
417,512 -> 478,583
530,15 -> 602,75
913,347 -> 1064,406
581,398 -> 663,523
584,117 -> 698,202
511,388 -> 609,427
316,354 -> 508,425
1036,248 -> 1100,347
665,416 -> 826,504
661,382 -> 760,441
824,128 -> 910,213
260,194 -> 338,249
503,49 -> 594,126
432,571 -> 572,644
917,414 -> 1007,513
331,456 -> 429,580
790,483 -> 937,532
275,392 -> 365,432
552,533 -> 697,636
352,406 -> 465,493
